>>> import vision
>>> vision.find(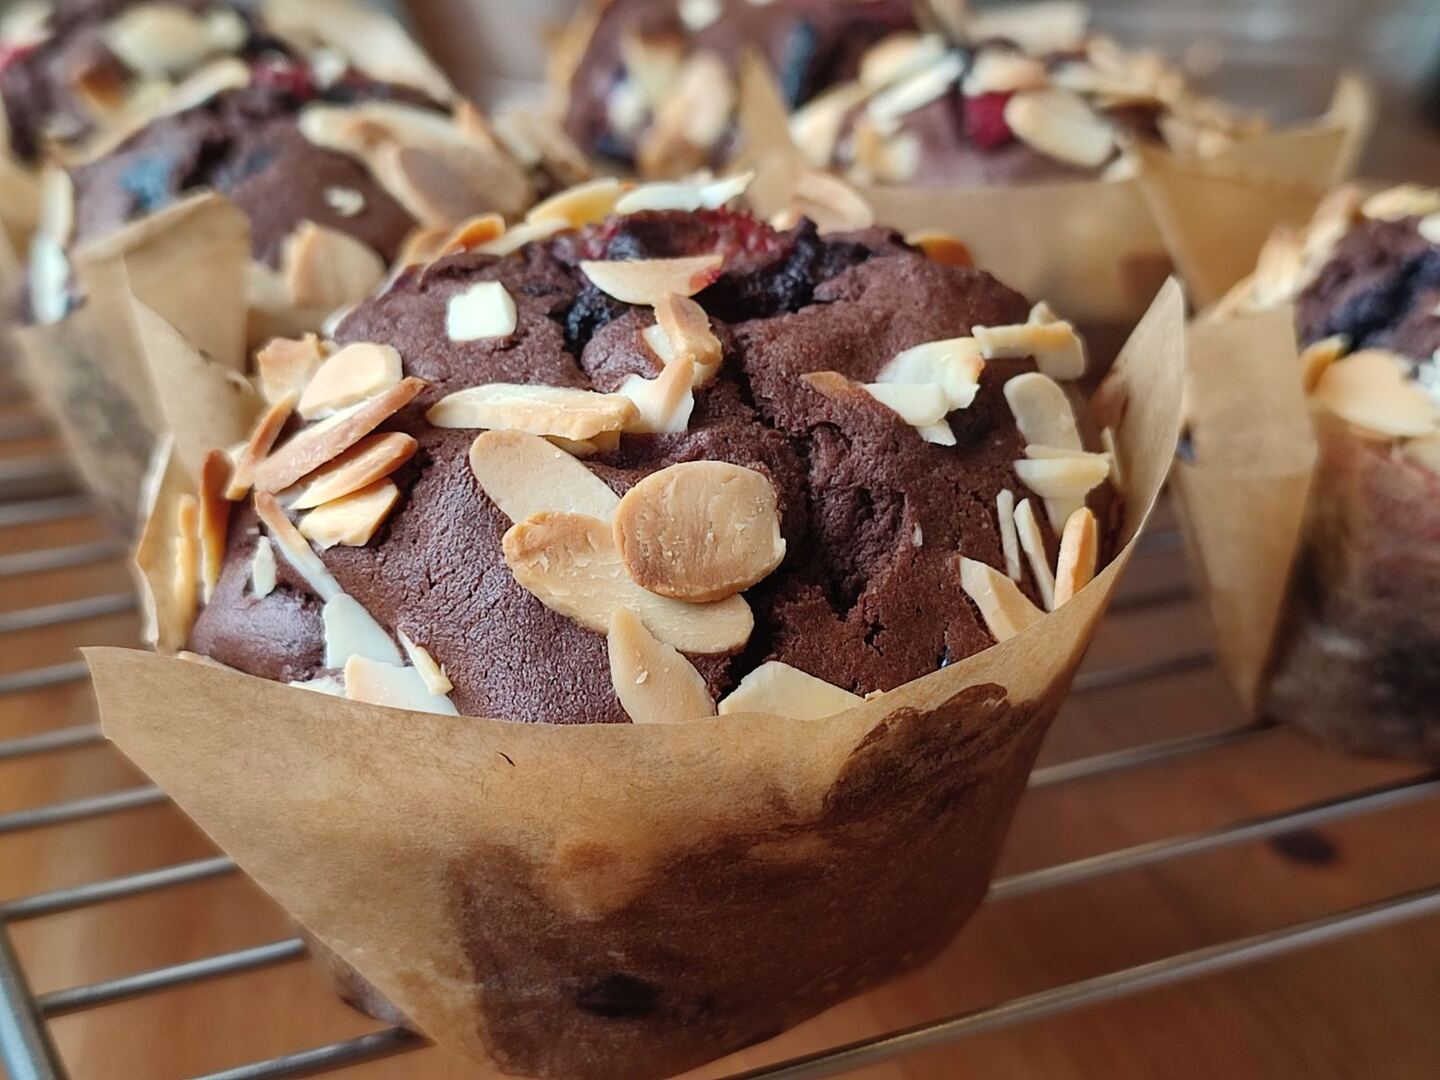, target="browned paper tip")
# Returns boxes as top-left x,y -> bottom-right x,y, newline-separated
1173,308 -> 1317,714
92,280 -> 1186,1079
